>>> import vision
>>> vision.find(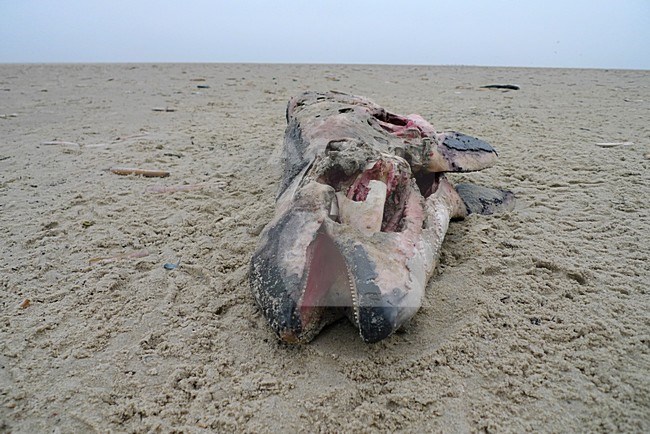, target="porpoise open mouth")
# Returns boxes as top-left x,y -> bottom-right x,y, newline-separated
298,157 -> 427,337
